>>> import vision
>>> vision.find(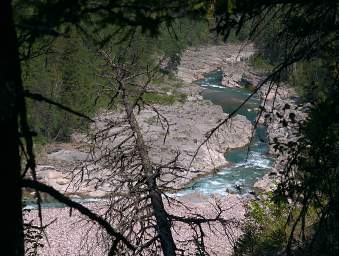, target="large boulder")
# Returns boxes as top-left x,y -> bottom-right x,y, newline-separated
47,149 -> 89,163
